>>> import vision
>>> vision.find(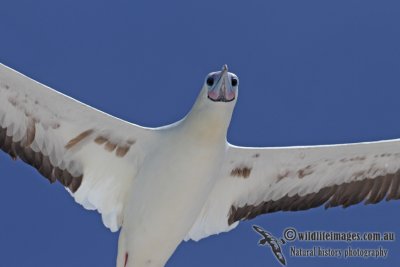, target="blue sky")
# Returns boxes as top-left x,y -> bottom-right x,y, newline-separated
1,1 -> 400,266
